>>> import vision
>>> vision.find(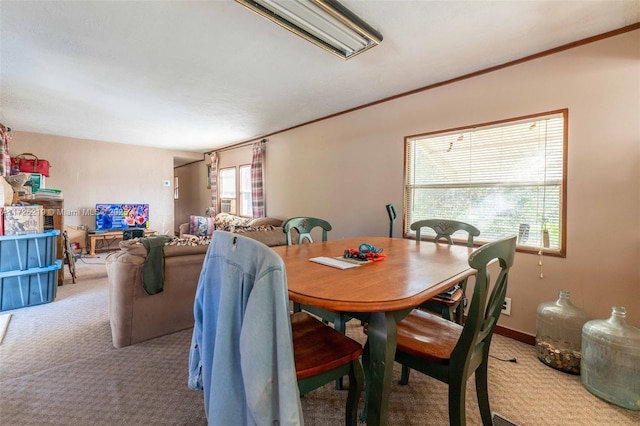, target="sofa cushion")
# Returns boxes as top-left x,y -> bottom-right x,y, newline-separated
249,217 -> 283,227
189,215 -> 215,236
